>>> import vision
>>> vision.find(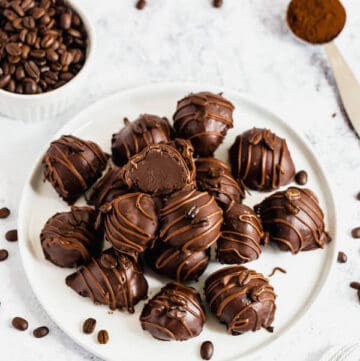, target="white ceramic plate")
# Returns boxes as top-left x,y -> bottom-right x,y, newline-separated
18,83 -> 337,361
